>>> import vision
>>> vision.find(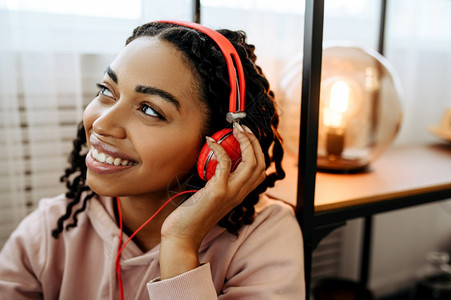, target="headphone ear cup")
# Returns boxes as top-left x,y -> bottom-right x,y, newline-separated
197,128 -> 242,181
